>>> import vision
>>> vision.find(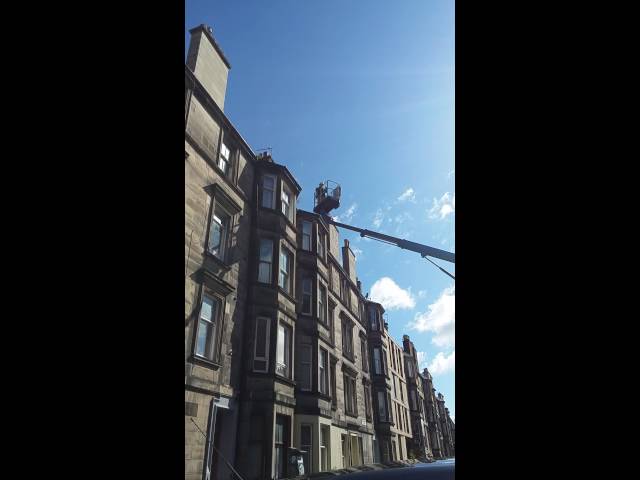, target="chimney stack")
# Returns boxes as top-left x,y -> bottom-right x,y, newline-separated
186,24 -> 231,111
